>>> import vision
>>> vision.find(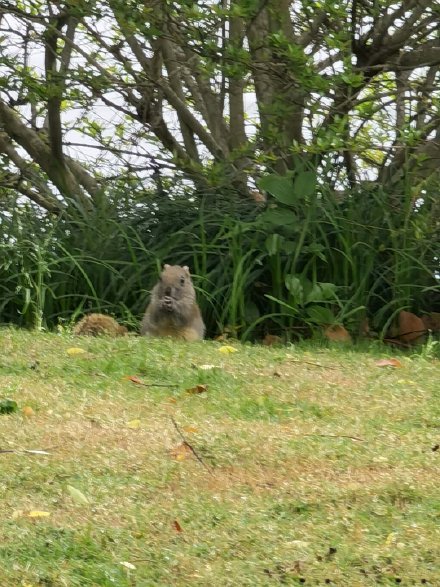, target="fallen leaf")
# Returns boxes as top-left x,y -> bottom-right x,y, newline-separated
22,406 -> 35,417
432,444 -> 439,452
170,442 -> 192,461
124,375 -> 144,385
27,510 -> 51,518
126,419 -> 141,429
120,561 -> 136,570
218,345 -> 238,354
173,519 -> 183,532
375,358 -> 403,368
66,347 -> 86,356
273,371 -> 282,378
67,485 -> 90,505
323,324 -> 352,343
385,532 -> 397,546
186,384 -> 208,394
182,426 -> 198,434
